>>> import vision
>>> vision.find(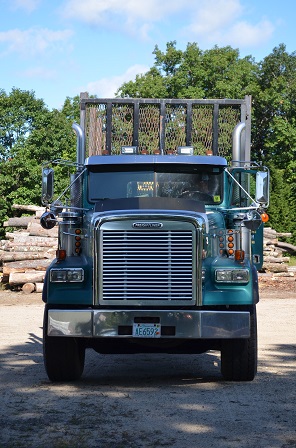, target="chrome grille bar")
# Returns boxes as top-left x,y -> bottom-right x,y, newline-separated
99,229 -> 195,304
